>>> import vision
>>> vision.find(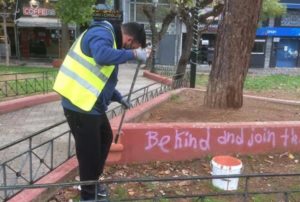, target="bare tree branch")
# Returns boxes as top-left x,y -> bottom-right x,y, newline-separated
143,4 -> 158,36
199,3 -> 224,23
158,9 -> 177,40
